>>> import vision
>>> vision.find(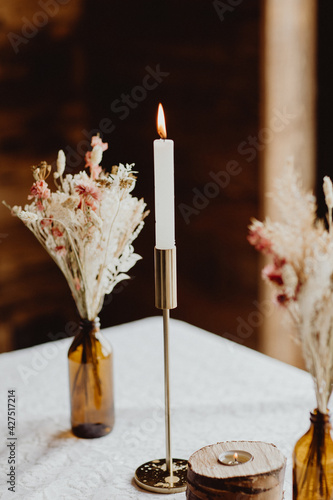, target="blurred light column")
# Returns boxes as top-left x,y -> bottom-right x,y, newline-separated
260,0 -> 317,366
